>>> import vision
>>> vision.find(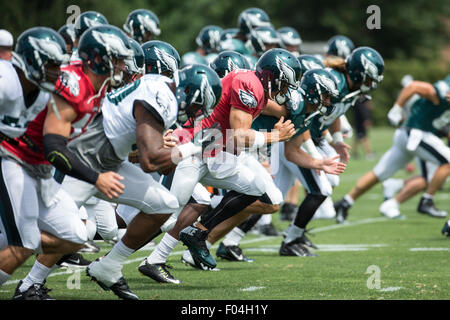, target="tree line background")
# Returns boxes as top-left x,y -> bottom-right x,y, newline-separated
2,0 -> 449,125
